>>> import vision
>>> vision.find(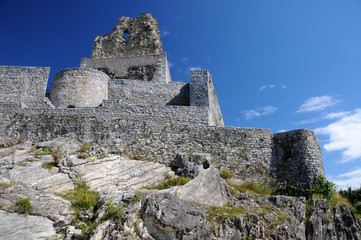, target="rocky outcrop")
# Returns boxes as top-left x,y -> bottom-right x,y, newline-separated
141,193 -> 212,239
0,138 -> 360,240
170,152 -> 211,178
0,210 -> 57,240
91,13 -> 163,58
163,166 -> 230,207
